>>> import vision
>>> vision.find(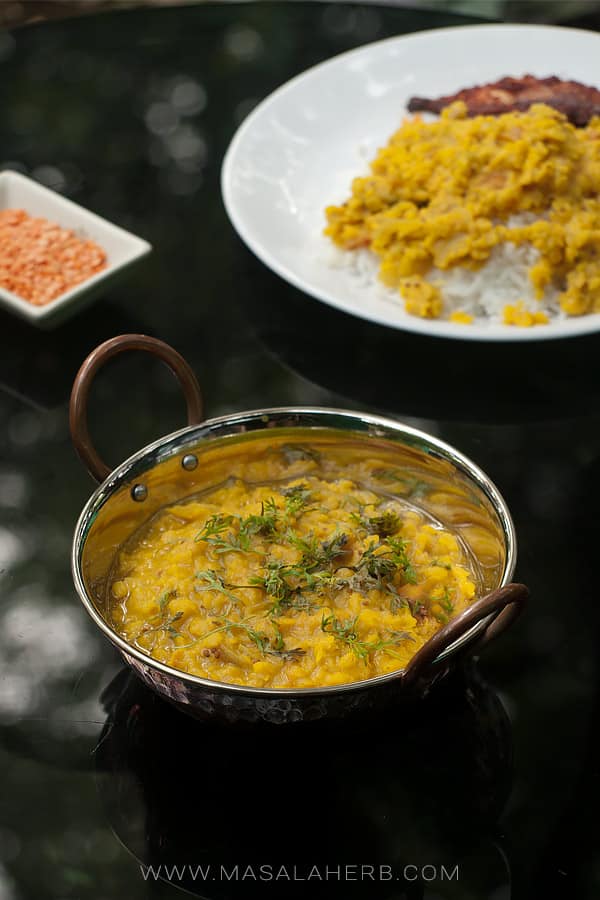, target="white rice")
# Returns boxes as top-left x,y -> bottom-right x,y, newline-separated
324,215 -> 563,325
